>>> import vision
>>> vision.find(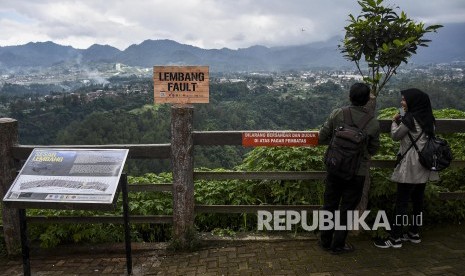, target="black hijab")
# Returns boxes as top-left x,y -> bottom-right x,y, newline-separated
401,88 -> 435,136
